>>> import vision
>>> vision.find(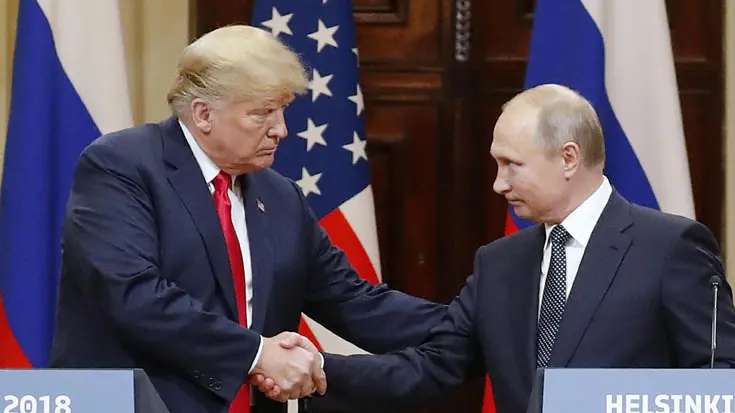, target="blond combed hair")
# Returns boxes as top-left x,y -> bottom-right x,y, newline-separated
503,84 -> 606,168
167,25 -> 309,117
